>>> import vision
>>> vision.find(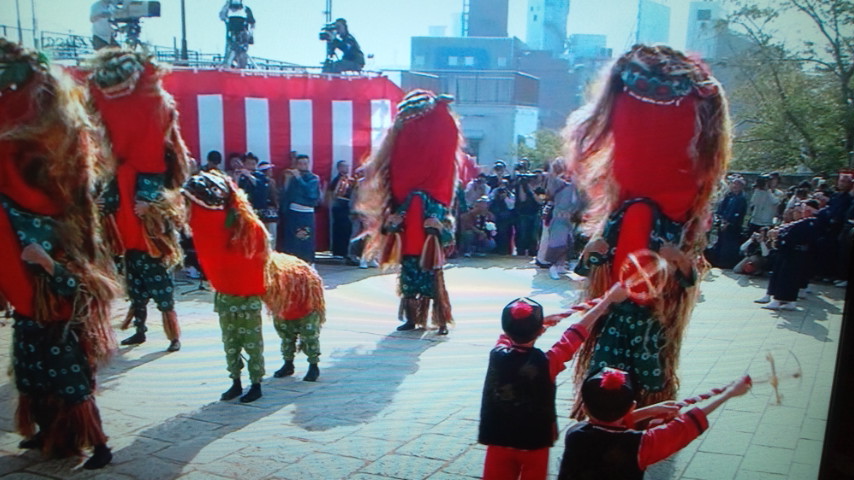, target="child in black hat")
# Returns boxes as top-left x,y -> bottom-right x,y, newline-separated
479,283 -> 627,480
558,367 -> 752,479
